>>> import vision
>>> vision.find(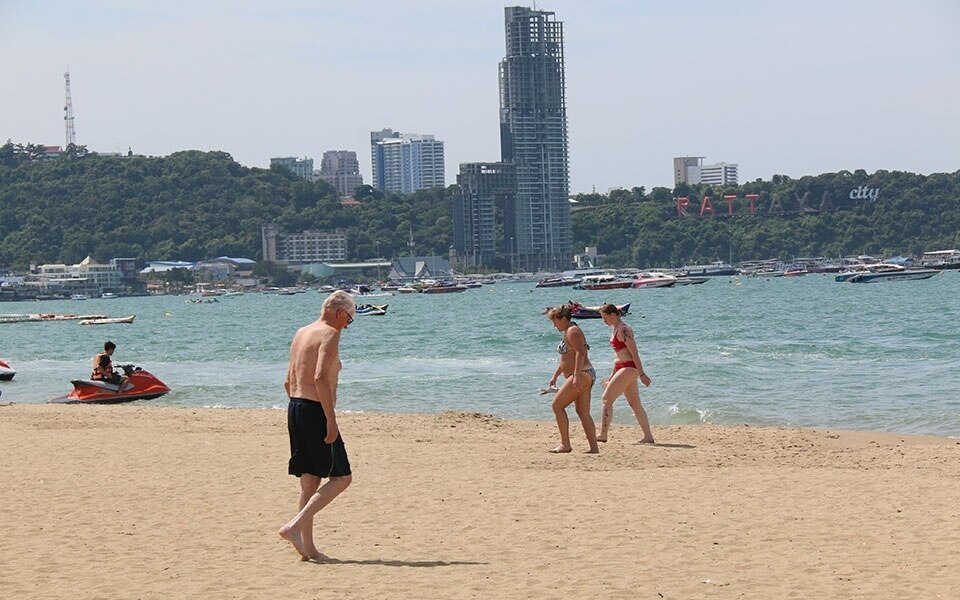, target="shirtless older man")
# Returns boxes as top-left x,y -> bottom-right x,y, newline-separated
278,290 -> 355,561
